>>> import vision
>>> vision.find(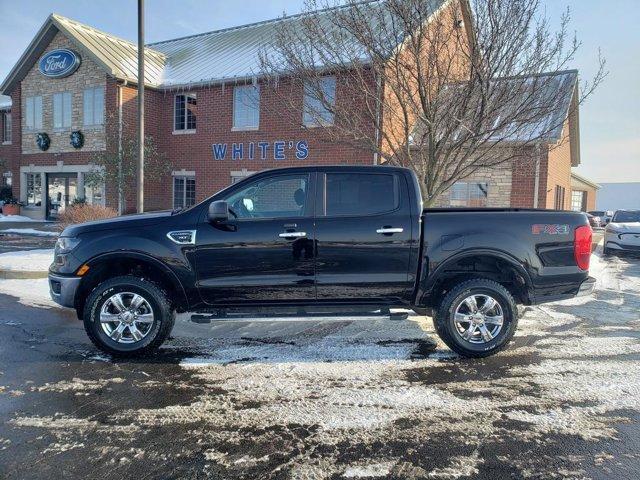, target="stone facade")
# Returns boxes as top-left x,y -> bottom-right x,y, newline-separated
430,161 -> 513,208
20,32 -> 106,155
